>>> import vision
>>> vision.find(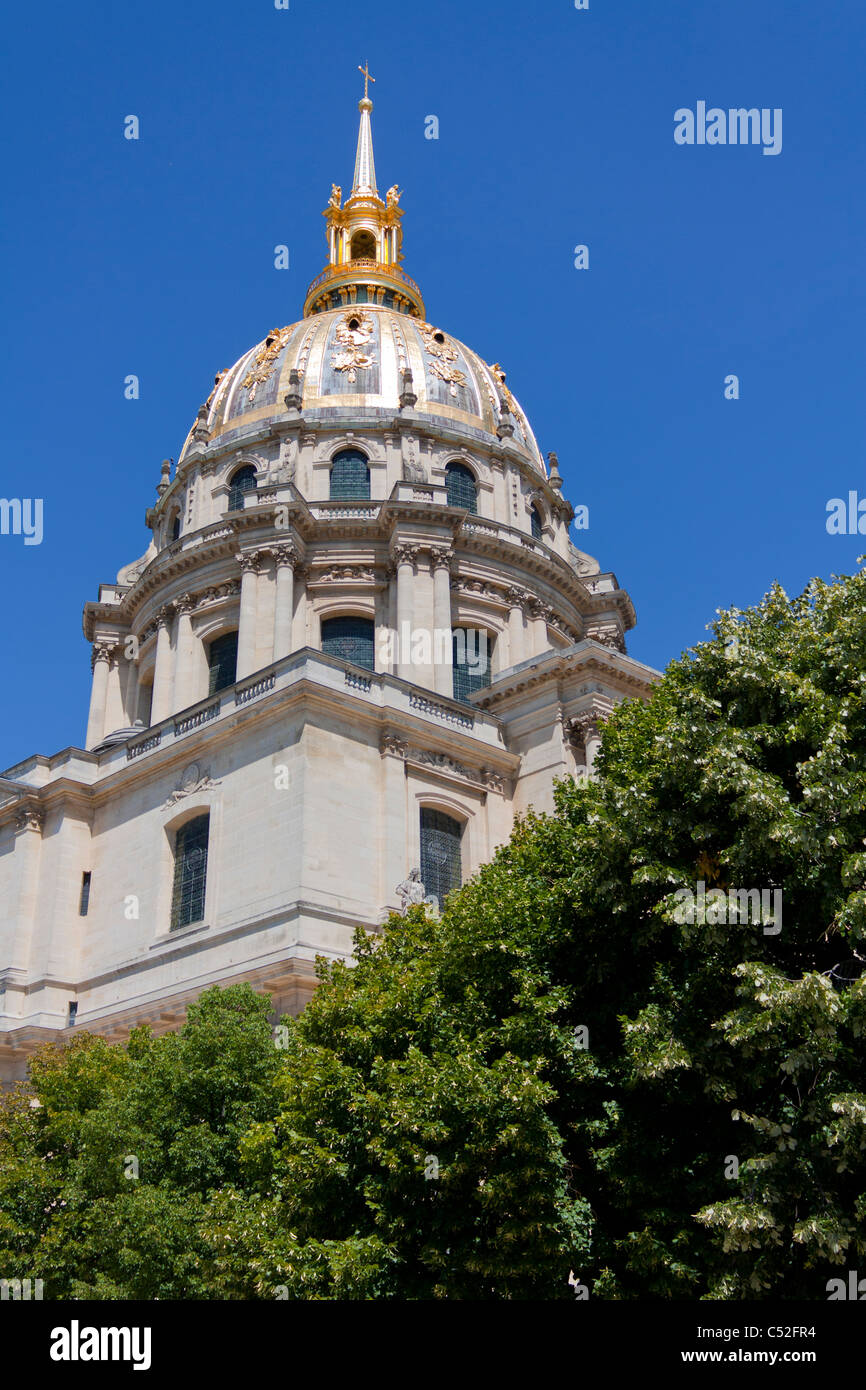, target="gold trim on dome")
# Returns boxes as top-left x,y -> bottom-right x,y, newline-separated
418,322 -> 467,396
330,308 -> 377,383
490,362 -> 518,415
241,327 -> 294,403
